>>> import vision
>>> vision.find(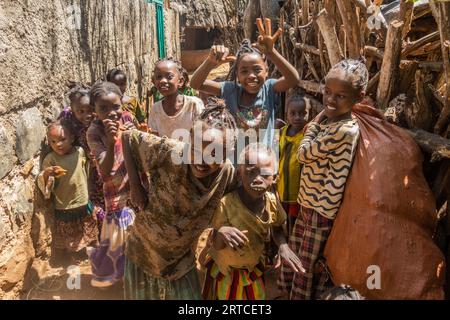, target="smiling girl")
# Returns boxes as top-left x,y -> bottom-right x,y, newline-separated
147,58 -> 204,138
279,59 -> 368,300
190,18 -> 299,149
122,99 -> 238,300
